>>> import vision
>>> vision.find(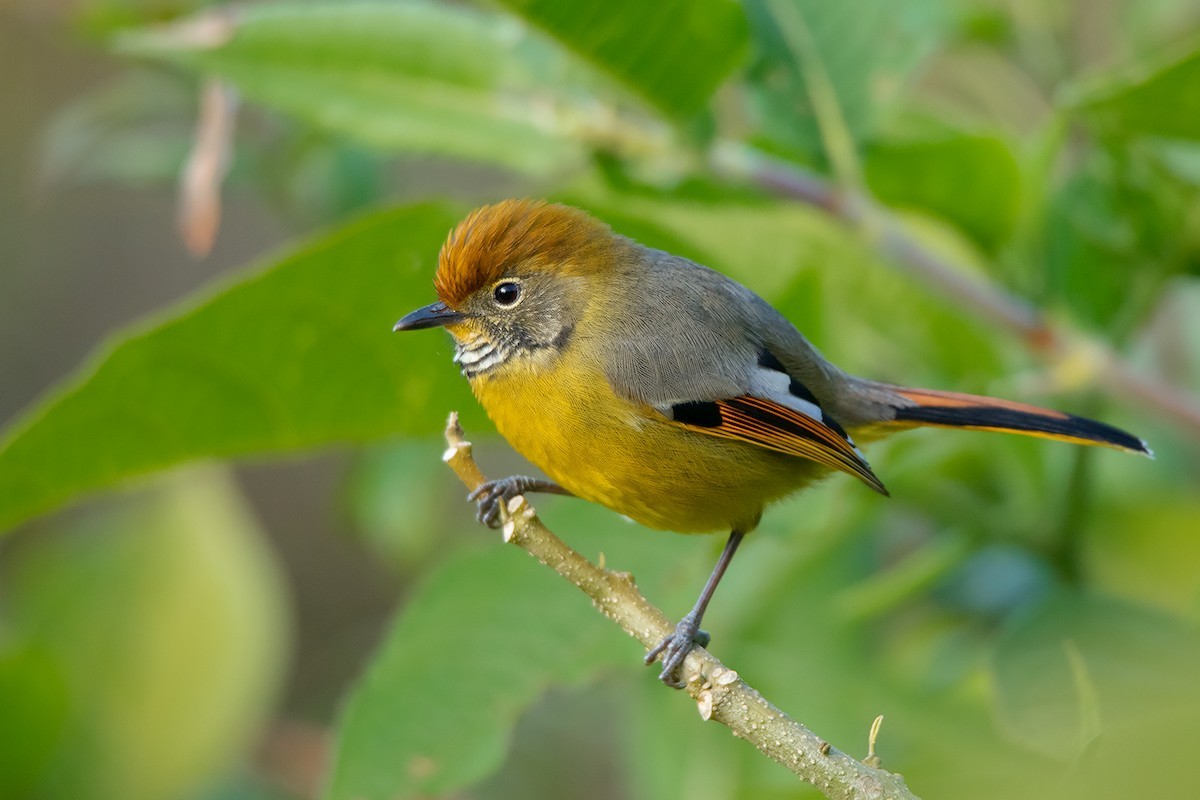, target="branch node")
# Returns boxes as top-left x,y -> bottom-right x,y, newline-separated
697,690 -> 715,721
864,714 -> 884,768
713,667 -> 740,686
